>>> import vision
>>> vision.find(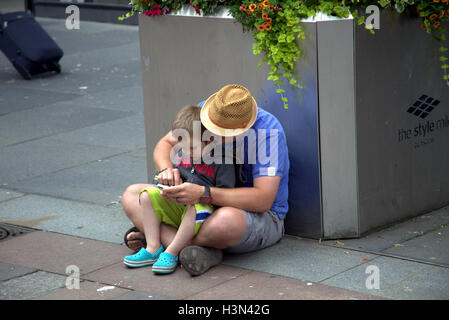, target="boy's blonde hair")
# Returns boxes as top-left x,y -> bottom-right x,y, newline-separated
172,105 -> 207,139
